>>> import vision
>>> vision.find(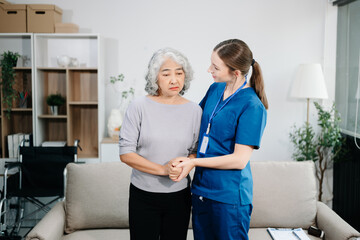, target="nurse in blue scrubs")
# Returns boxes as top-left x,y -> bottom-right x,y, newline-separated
170,39 -> 268,240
